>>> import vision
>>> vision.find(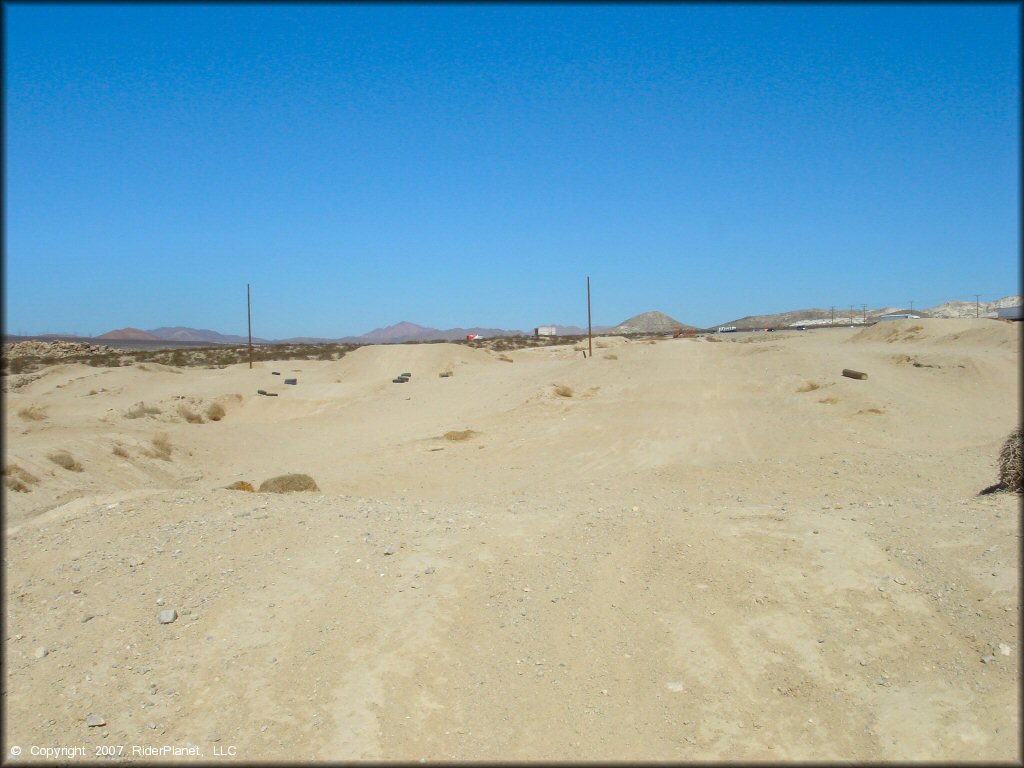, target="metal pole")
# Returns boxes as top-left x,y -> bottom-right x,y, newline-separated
862,304 -> 867,323
247,283 -> 253,369
909,300 -> 914,314
587,275 -> 592,358
849,305 -> 854,325
830,306 -> 835,326
974,294 -> 981,318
